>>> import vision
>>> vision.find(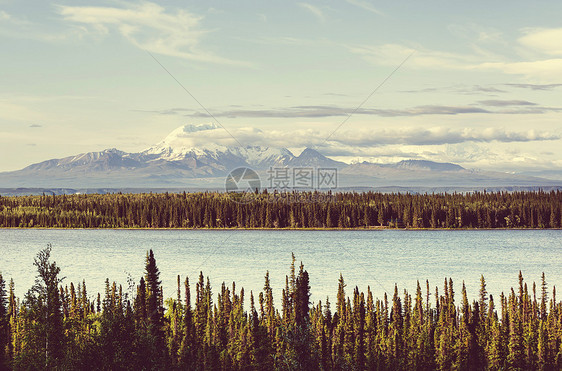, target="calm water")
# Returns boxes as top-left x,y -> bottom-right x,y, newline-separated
1,229 -> 560,305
